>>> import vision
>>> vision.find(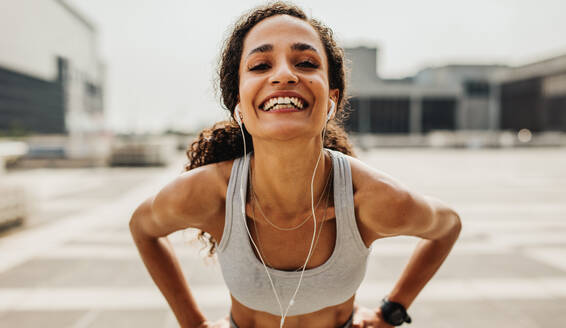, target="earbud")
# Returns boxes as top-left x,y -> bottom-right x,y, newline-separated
234,105 -> 242,126
326,99 -> 335,122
